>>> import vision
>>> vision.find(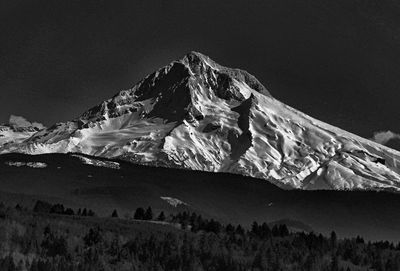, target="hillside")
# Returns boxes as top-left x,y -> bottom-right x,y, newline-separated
2,203 -> 400,270
1,153 -> 400,241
